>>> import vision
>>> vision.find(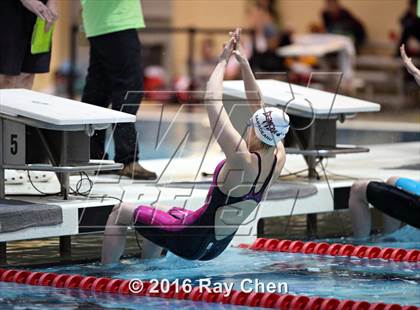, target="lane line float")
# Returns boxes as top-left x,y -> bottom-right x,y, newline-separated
0,268 -> 418,309
238,238 -> 420,262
